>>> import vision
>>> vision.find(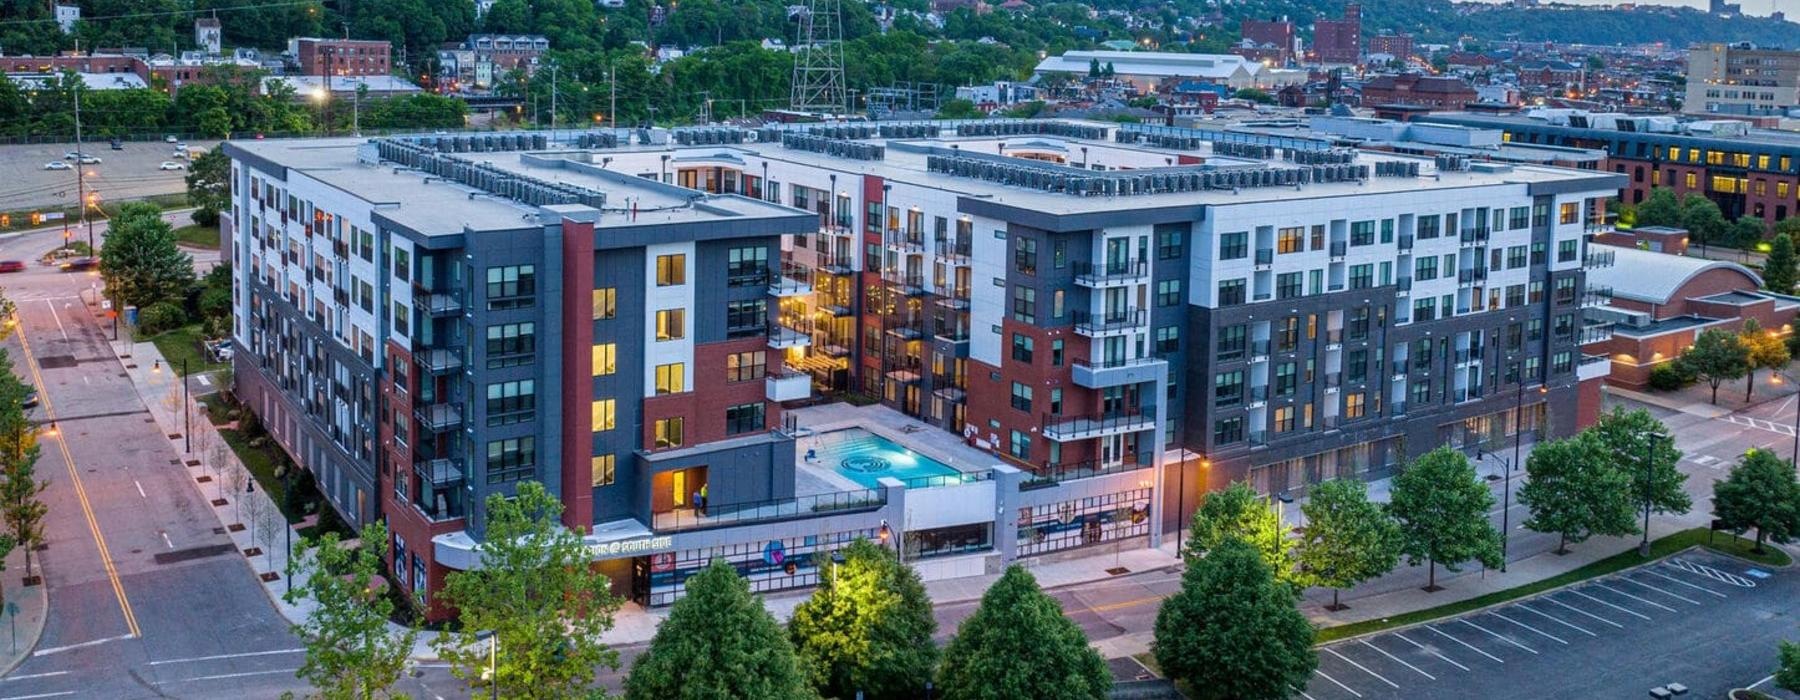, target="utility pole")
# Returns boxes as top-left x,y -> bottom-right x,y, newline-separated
73,64 -> 92,253
548,63 -> 559,133
608,64 -> 616,130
